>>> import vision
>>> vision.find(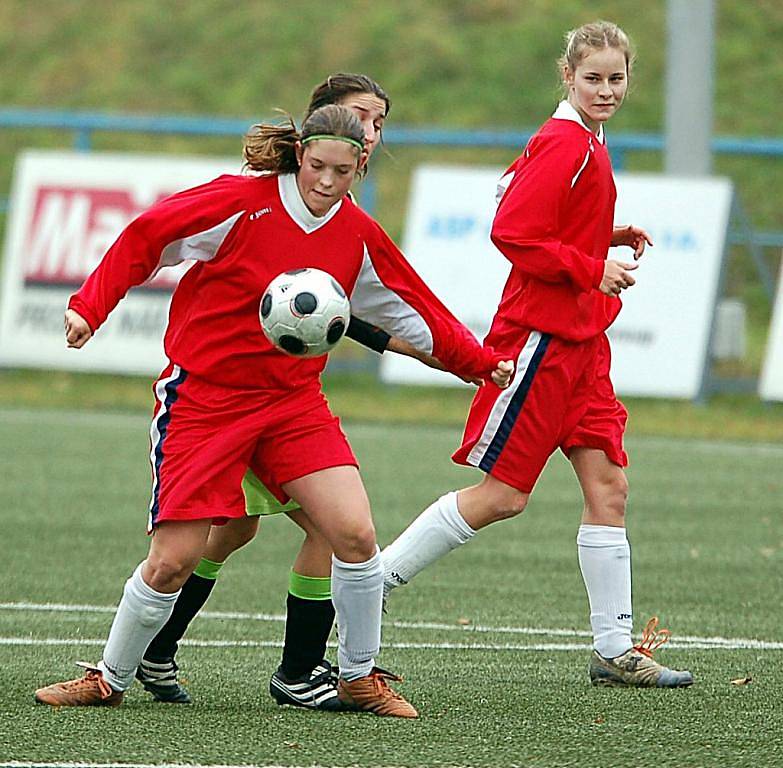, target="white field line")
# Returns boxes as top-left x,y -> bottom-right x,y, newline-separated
2,601 -> 782,650
5,636 -> 782,651
2,637 -> 594,652
3,407 -> 782,456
